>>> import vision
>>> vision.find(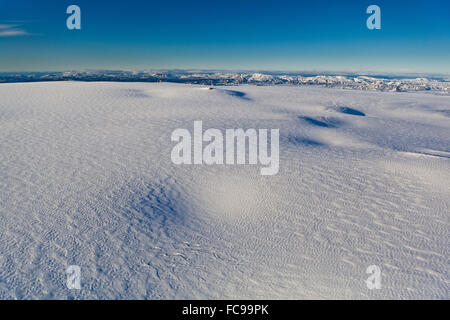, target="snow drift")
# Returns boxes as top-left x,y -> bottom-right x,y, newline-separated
0,82 -> 448,299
